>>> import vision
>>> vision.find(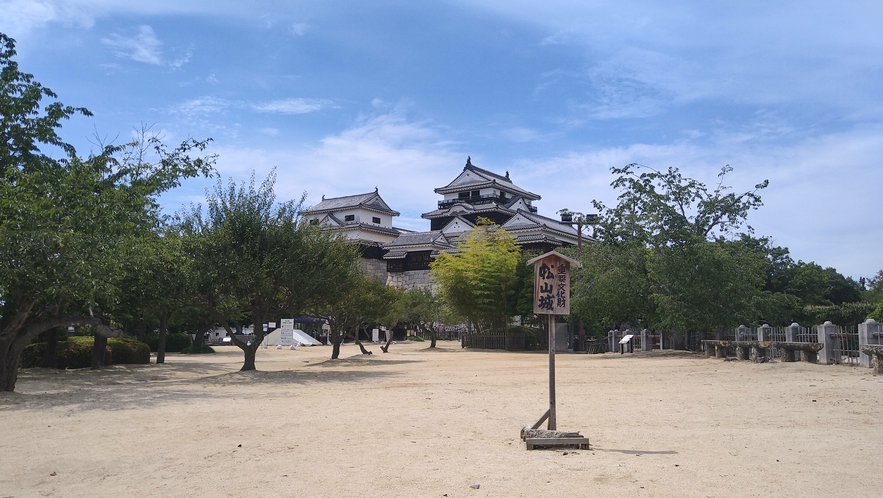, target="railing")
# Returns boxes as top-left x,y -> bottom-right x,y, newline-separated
830,325 -> 860,366
437,196 -> 538,212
